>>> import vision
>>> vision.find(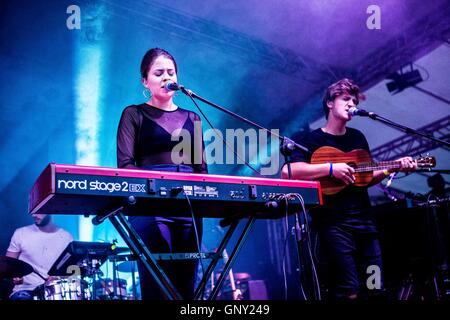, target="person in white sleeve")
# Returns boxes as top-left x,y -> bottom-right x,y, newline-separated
6,213 -> 73,300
